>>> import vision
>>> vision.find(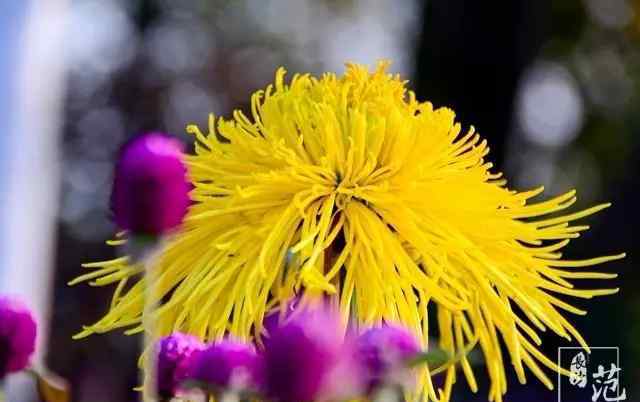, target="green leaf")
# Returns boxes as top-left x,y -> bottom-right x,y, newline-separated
408,349 -> 451,368
408,335 -> 481,375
